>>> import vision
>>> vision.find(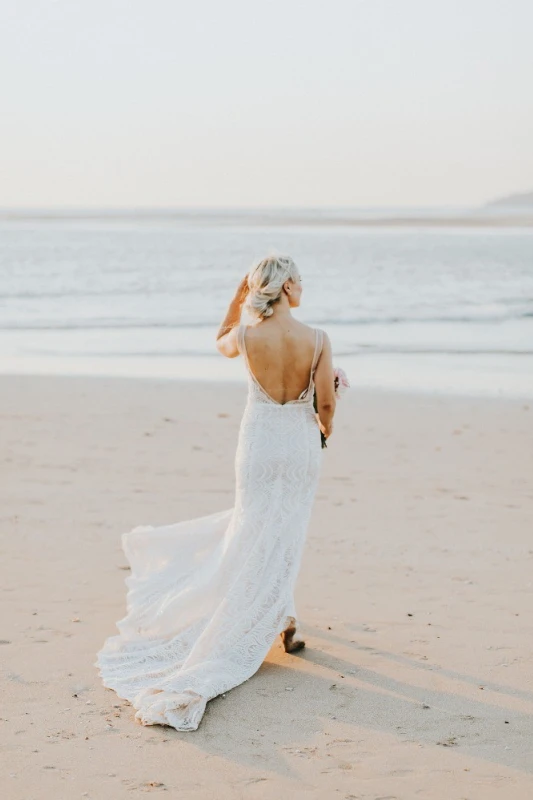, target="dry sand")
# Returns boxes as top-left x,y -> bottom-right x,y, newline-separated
1,374 -> 532,799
